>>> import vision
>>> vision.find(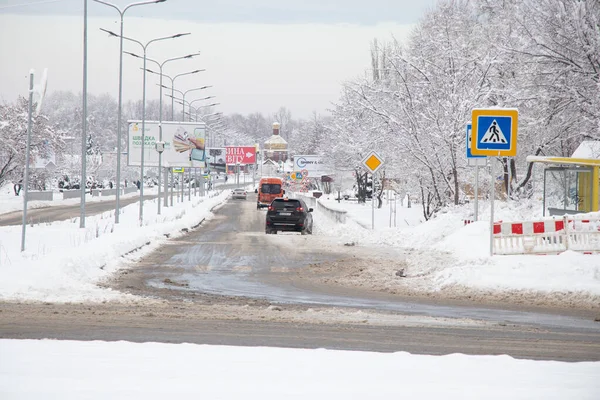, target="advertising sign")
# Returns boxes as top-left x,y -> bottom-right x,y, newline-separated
127,121 -> 206,168
225,146 -> 256,165
293,155 -> 329,177
206,147 -> 226,173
